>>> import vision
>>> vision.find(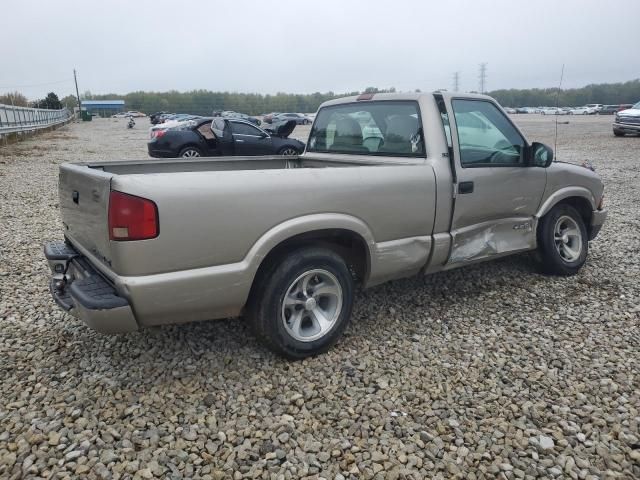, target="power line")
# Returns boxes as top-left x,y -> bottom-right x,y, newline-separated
453,72 -> 460,92
478,63 -> 487,94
